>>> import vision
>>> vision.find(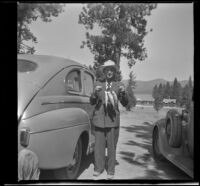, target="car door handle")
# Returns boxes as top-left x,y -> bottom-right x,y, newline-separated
41,101 -> 56,105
